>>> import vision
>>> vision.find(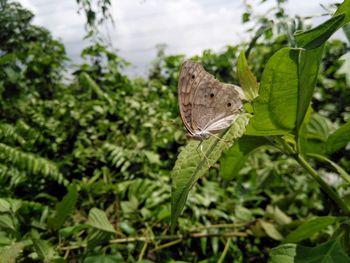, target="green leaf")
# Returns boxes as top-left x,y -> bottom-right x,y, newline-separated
336,52 -> 350,85
79,73 -> 113,105
85,201 -> 117,248
3,67 -> 20,83
299,113 -> 334,155
295,0 -> 350,49
242,12 -> 250,23
87,229 -> 113,249
294,15 -> 345,49
0,143 -> 68,186
260,220 -> 283,241
0,54 -> 16,65
296,46 -> 324,132
171,114 -> 249,231
48,184 -> 78,230
246,48 -> 301,135
0,215 -> 17,233
88,208 -> 116,233
269,239 -> 350,263
236,51 -> 259,101
284,216 -> 343,243
83,254 -> 124,263
32,238 -> 55,262
334,0 -> 350,23
269,243 -> 296,263
0,242 -> 24,263
220,136 -> 270,180
266,205 -> 292,226
59,224 -> 89,238
0,199 -> 11,213
326,120 -> 350,154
